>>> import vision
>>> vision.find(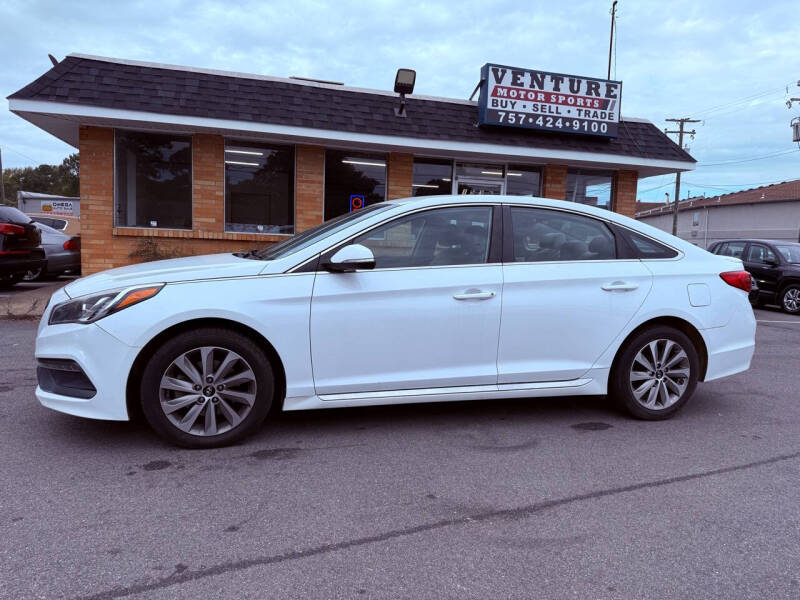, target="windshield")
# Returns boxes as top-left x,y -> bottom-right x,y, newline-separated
253,203 -> 394,260
775,244 -> 800,264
